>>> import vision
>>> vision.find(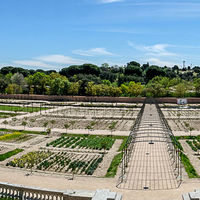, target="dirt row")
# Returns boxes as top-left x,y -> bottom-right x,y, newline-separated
8,116 -> 134,131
